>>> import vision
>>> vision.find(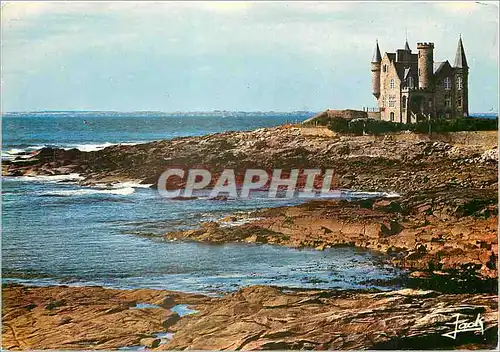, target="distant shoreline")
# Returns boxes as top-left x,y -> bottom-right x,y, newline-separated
2,110 -> 497,120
